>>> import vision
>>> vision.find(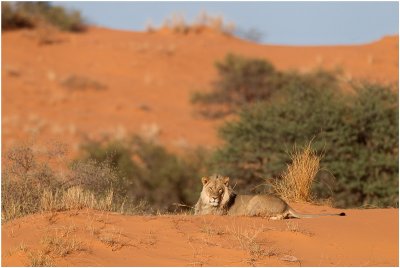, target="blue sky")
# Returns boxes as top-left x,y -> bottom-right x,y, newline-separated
56,1 -> 399,45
